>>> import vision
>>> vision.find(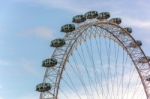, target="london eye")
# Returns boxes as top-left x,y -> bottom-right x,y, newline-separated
36,11 -> 150,99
